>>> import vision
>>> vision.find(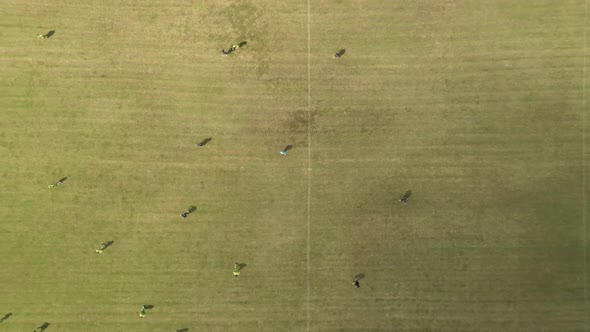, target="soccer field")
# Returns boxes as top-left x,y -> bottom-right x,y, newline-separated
1,0 -> 588,331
